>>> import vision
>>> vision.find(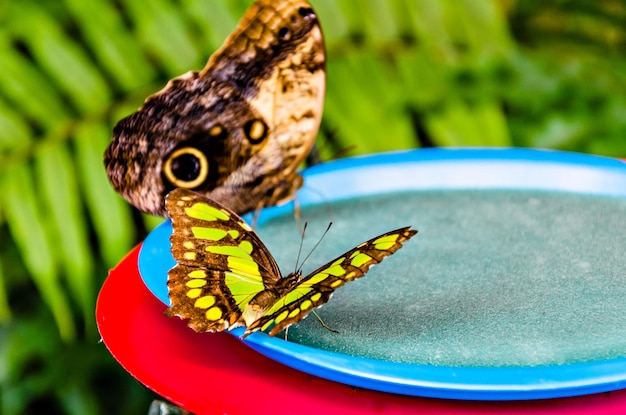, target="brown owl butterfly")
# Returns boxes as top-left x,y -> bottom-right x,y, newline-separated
104,0 -> 325,217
